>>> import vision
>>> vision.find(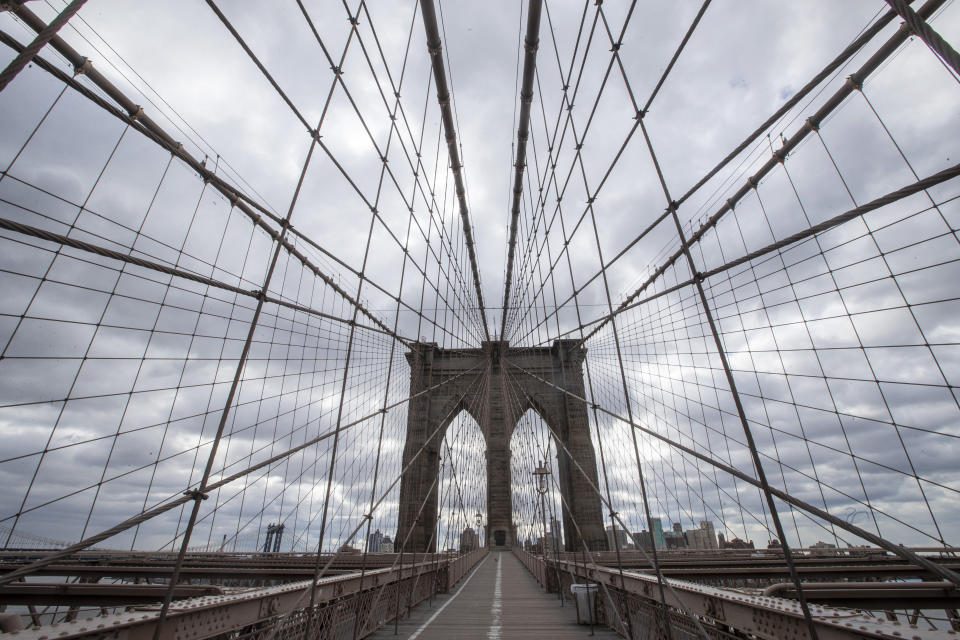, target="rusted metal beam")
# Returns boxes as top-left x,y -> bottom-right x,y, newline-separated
0,583 -> 223,607
764,581 -> 960,610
